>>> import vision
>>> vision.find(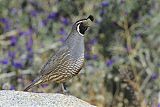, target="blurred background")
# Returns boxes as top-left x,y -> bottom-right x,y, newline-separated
0,0 -> 159,107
